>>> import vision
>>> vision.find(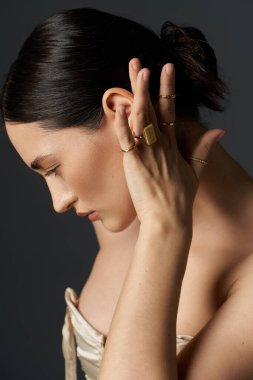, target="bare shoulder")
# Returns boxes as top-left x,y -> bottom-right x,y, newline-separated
177,252 -> 253,379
